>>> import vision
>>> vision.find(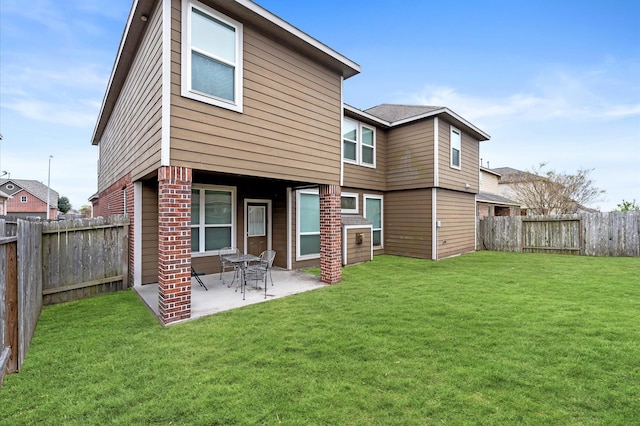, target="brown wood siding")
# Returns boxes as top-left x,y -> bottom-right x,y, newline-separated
386,119 -> 435,191
437,118 -> 480,193
385,189 -> 432,259
342,127 -> 387,191
98,1 -> 163,192
169,1 -> 343,185
344,227 -> 372,265
435,190 -> 476,259
141,181 -> 159,284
